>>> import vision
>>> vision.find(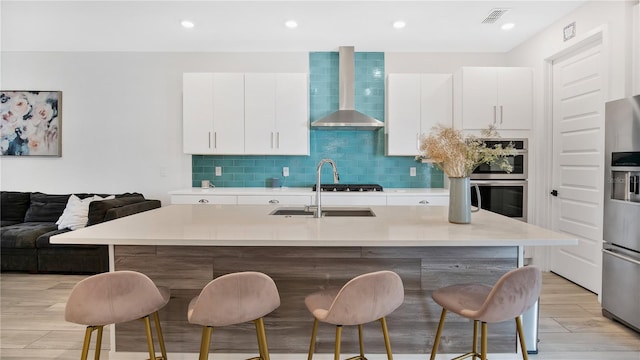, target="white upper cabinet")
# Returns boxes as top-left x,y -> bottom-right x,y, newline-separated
456,67 -> 532,130
183,73 -> 245,154
244,73 -> 309,155
386,73 -> 453,156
